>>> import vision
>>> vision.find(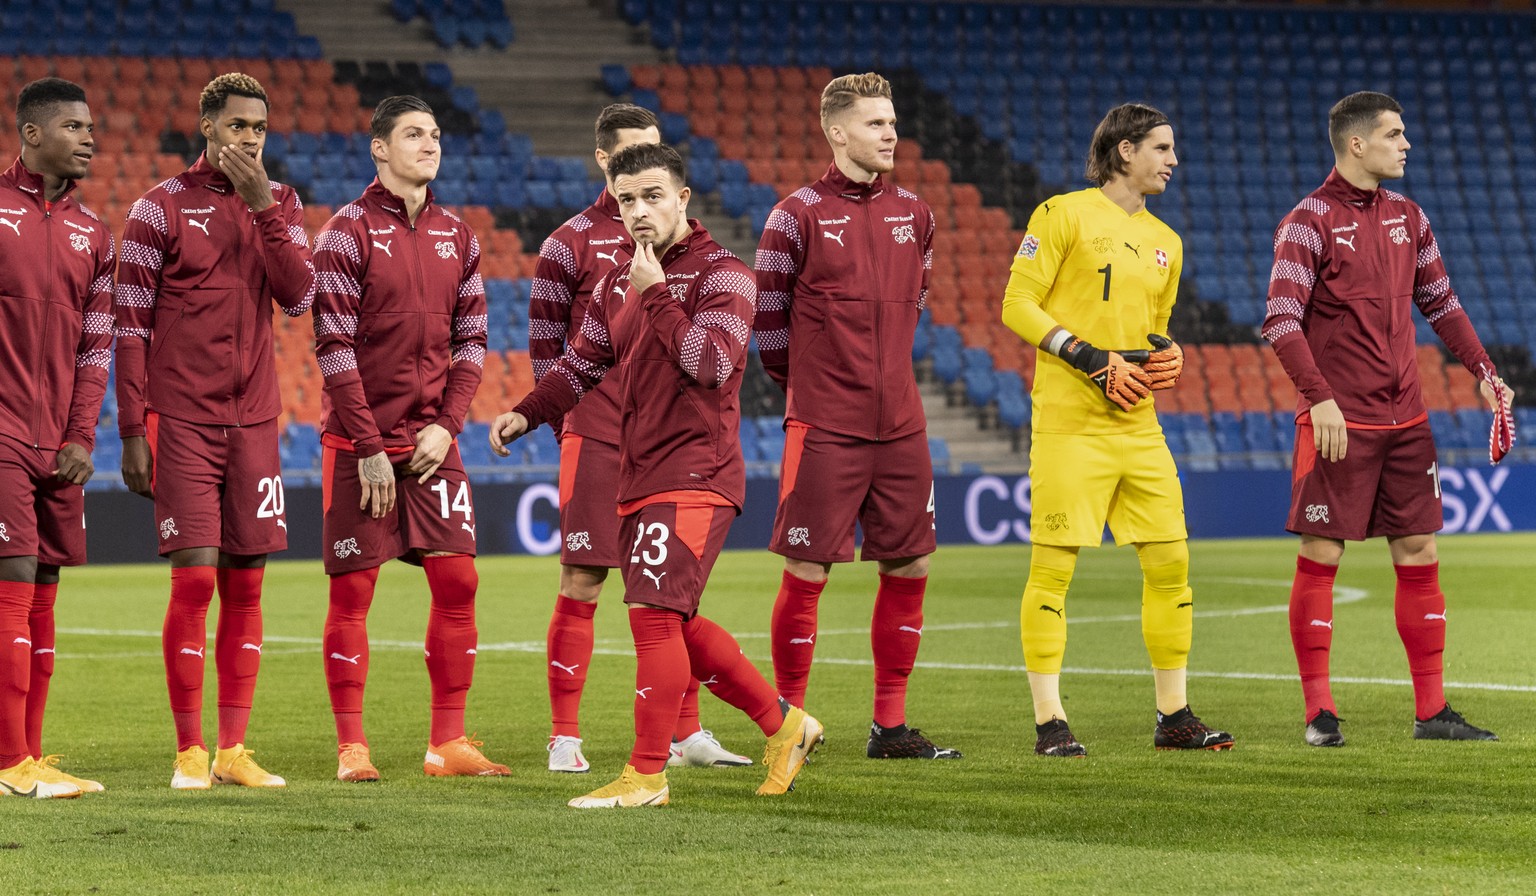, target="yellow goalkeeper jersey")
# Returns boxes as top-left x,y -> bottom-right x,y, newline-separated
1004,187 -> 1183,435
